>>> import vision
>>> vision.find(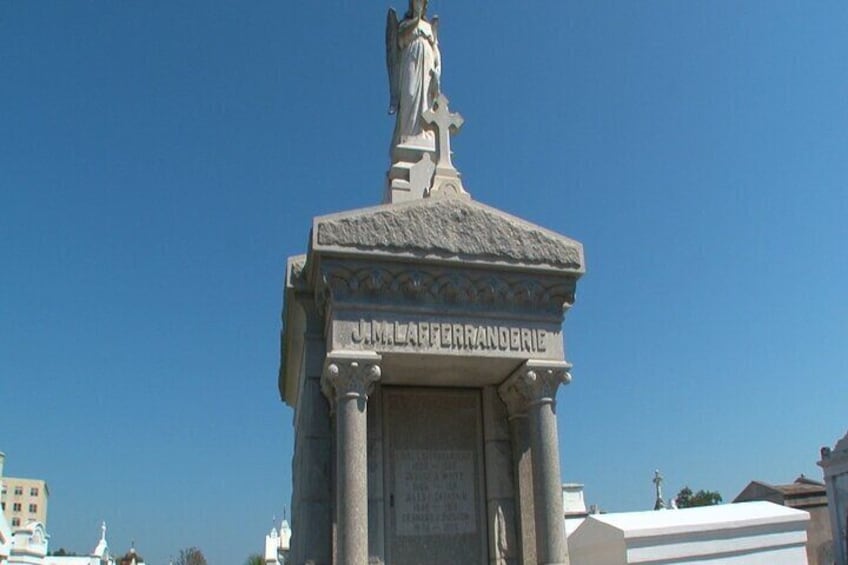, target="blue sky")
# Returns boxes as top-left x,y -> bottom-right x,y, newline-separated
1,1 -> 846,563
